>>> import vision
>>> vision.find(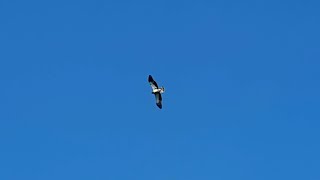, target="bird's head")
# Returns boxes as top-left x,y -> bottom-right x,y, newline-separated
160,87 -> 165,93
